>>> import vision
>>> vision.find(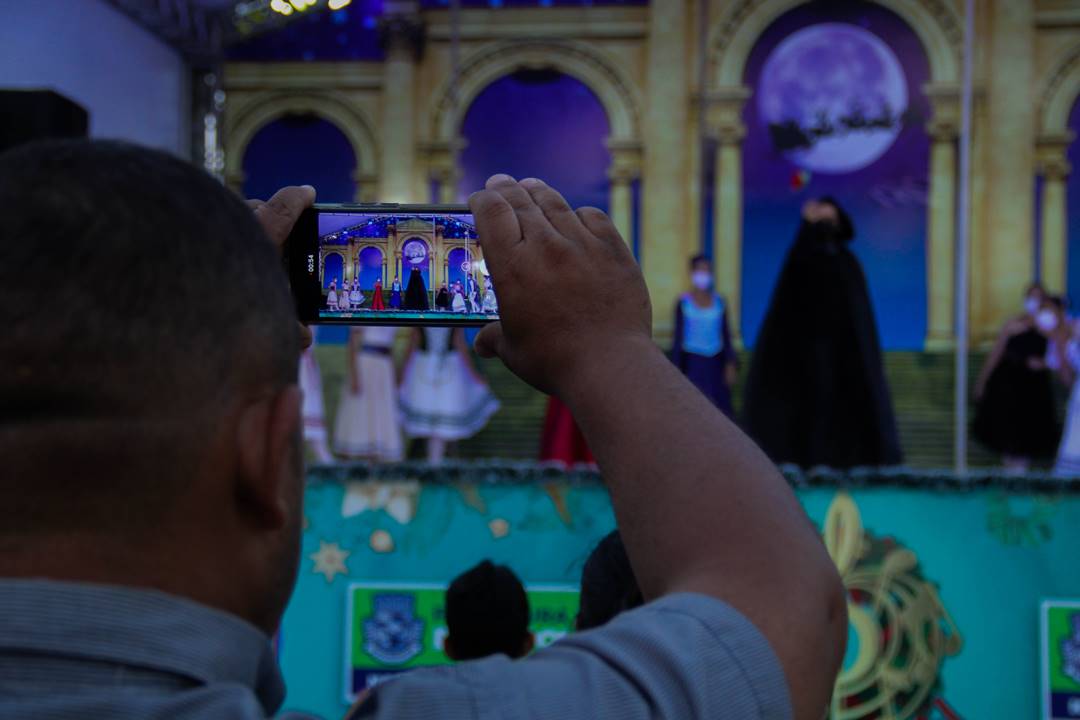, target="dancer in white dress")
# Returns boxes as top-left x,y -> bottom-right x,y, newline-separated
399,326 -> 500,463
349,279 -> 364,311
466,276 -> 481,313
299,329 -> 334,463
1049,312 -> 1080,476
482,278 -> 498,313
451,282 -> 467,313
333,326 -> 404,462
326,280 -> 339,311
